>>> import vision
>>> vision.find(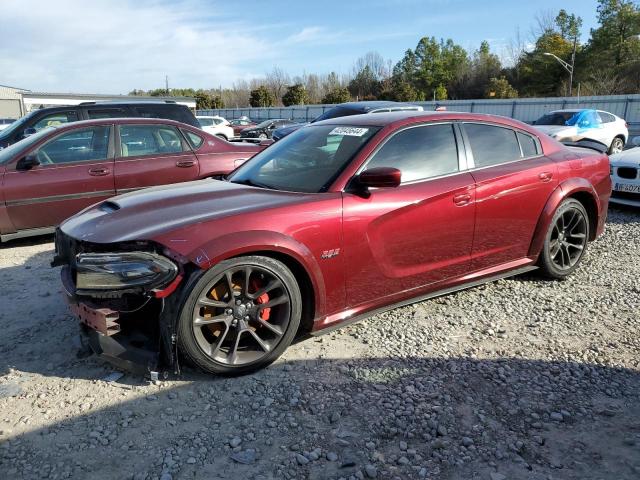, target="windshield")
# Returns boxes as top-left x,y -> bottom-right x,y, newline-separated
0,111 -> 36,140
0,127 -> 54,163
228,124 -> 380,193
255,120 -> 274,128
535,111 -> 580,126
